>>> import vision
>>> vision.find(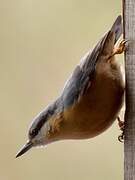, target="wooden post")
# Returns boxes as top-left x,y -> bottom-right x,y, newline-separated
123,0 -> 135,180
